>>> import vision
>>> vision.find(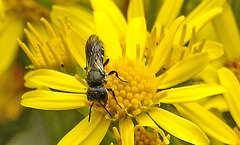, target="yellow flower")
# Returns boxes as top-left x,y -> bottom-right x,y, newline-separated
174,2 -> 240,144
112,125 -> 170,145
64,0 -> 225,89
0,0 -> 51,124
195,1 -> 240,112
21,0 -> 227,144
213,2 -> 240,88
17,18 -> 75,71
196,1 -> 240,84
16,3 -> 94,71
0,0 -> 50,76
